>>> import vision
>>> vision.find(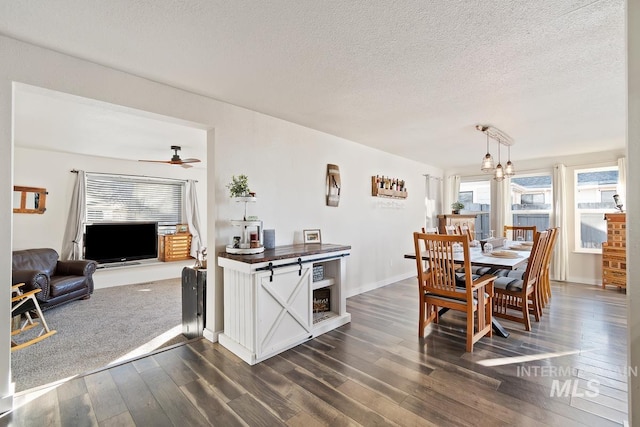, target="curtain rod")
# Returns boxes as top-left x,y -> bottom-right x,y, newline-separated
70,169 -> 198,183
